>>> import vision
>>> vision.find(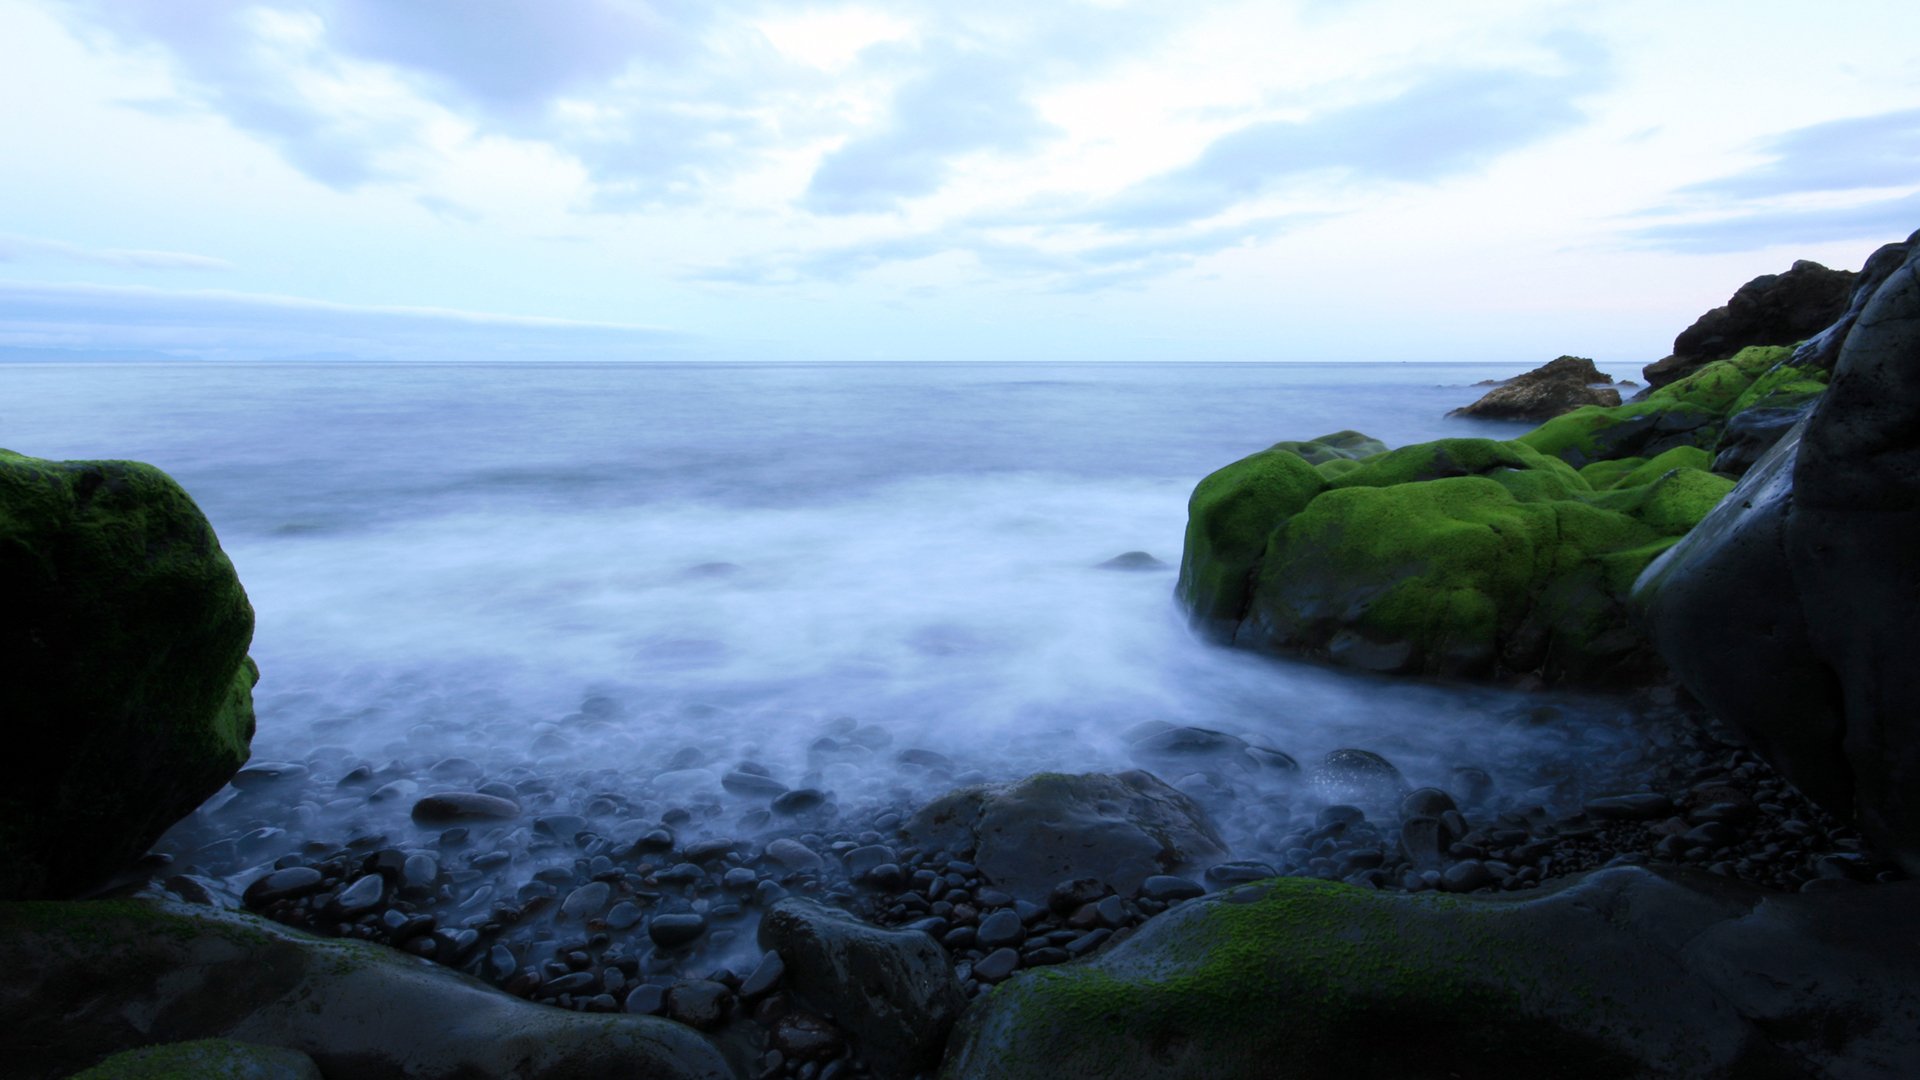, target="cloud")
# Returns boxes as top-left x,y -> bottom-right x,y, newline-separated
1066,41 -> 1608,229
0,280 -> 690,361
1624,190 -> 1920,254
801,47 -> 1058,215
0,234 -> 233,270
1681,107 -> 1920,200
